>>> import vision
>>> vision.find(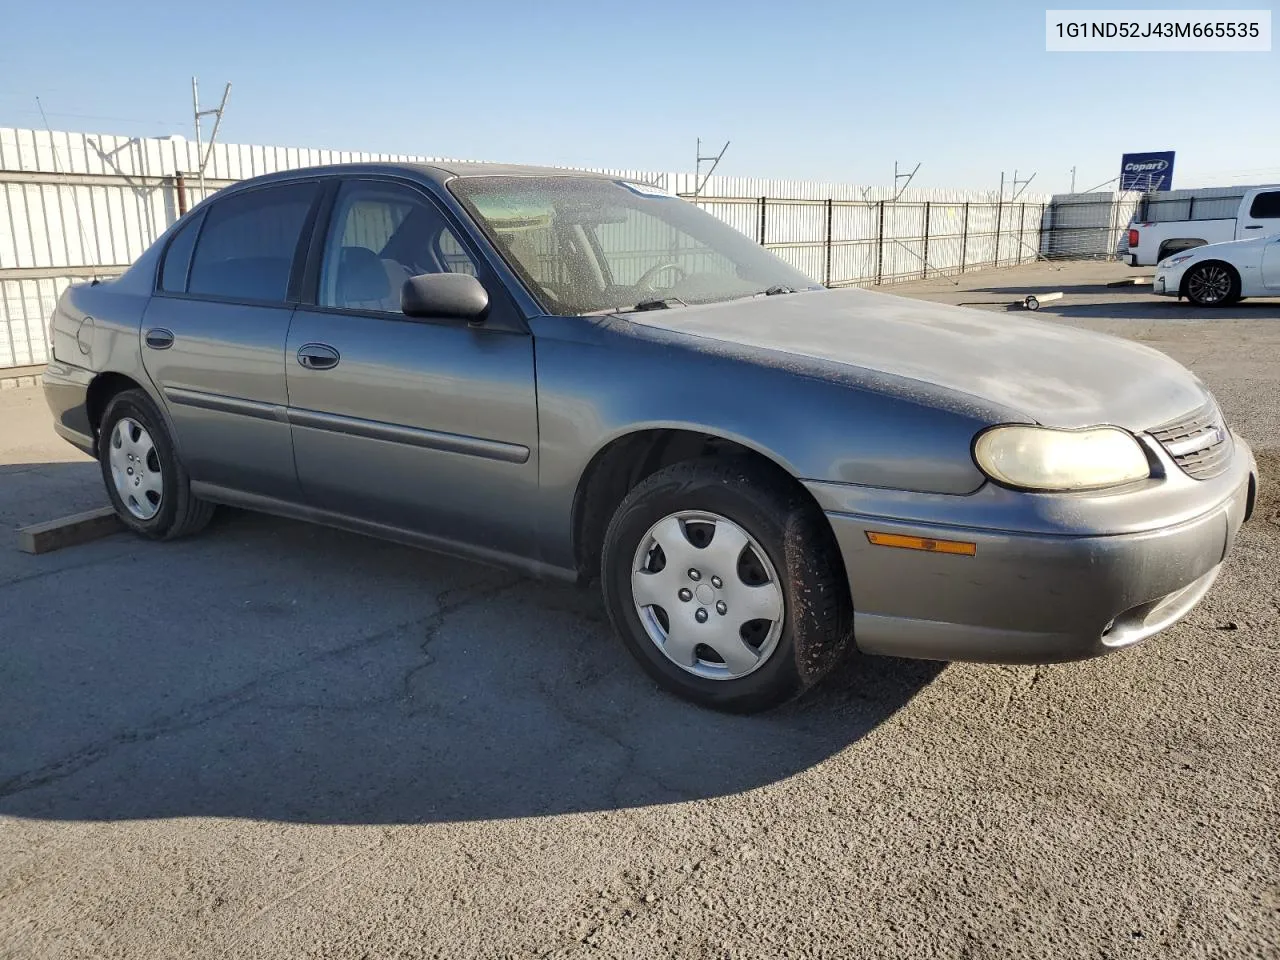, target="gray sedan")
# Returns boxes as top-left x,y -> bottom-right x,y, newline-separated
43,163 -> 1258,712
